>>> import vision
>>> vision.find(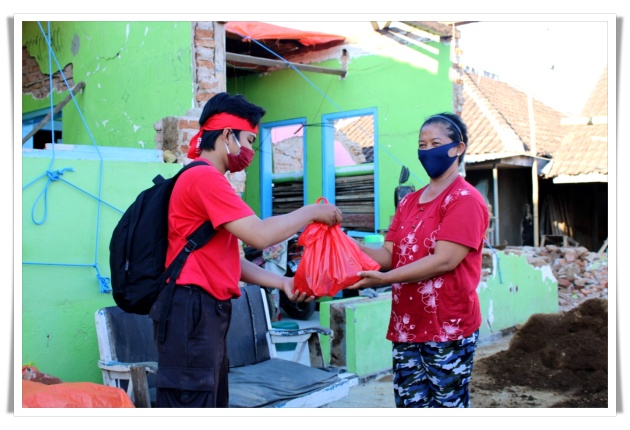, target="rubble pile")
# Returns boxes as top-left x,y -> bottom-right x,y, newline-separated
504,245 -> 609,312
